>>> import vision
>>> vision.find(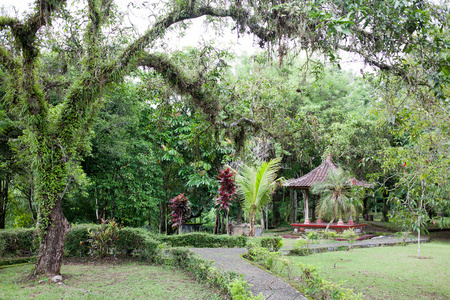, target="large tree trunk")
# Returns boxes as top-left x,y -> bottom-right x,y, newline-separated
159,200 -> 166,234
0,177 -> 10,229
34,197 -> 70,276
382,196 -> 389,222
294,190 -> 298,222
271,191 -> 281,227
214,211 -> 221,234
